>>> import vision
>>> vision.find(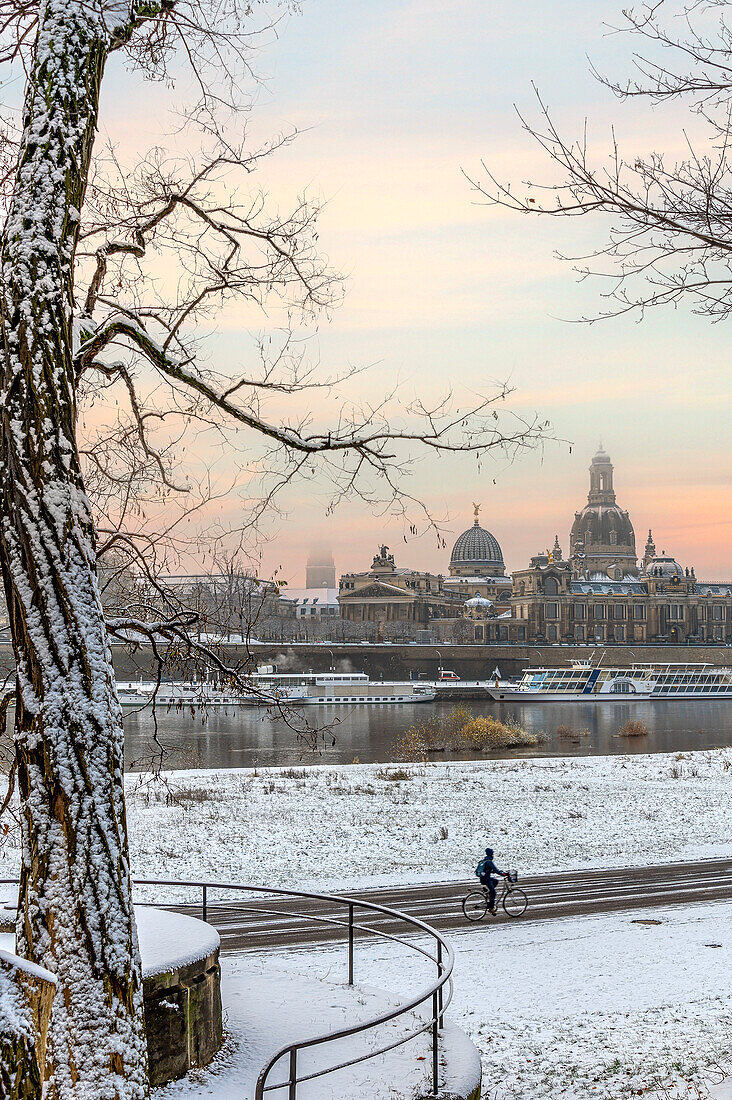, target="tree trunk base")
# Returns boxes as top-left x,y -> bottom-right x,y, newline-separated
0,950 -> 56,1098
